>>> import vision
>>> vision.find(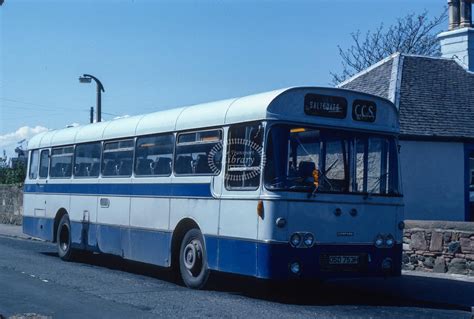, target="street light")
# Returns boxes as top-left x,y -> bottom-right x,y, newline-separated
79,74 -> 105,122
